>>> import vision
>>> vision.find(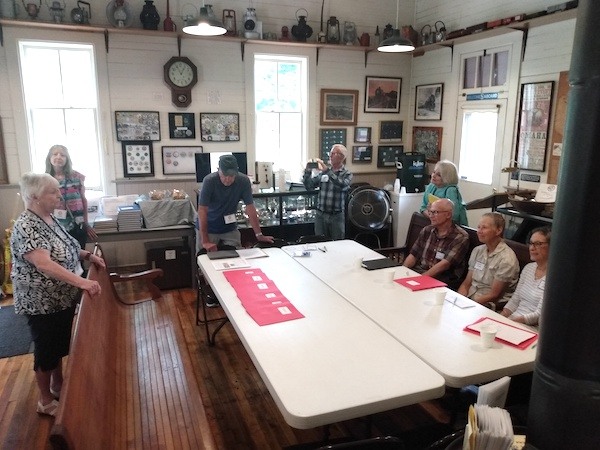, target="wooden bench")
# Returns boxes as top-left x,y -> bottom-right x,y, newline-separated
378,212 -> 532,278
50,245 -> 216,450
